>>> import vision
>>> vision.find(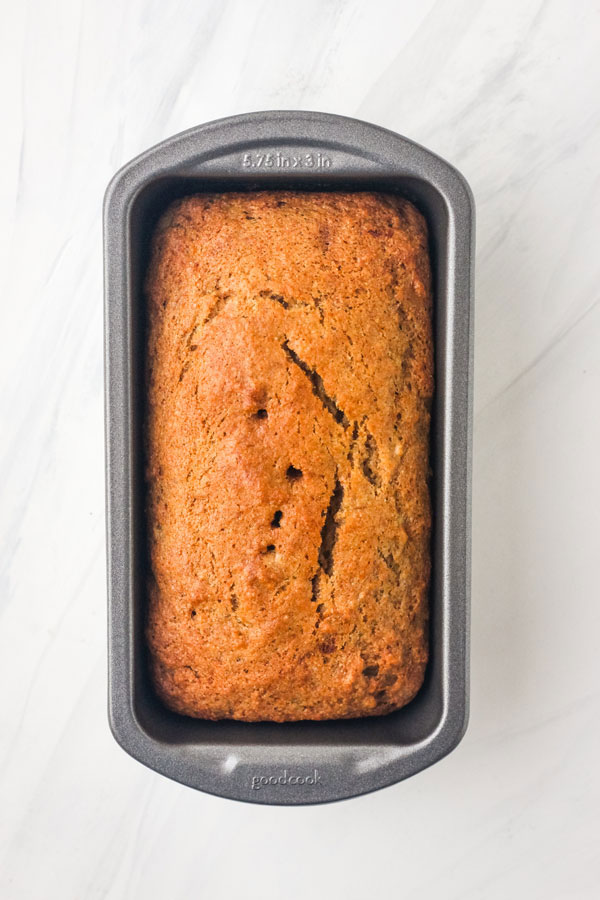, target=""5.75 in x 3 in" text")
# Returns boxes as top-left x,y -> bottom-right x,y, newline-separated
242,151 -> 332,169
